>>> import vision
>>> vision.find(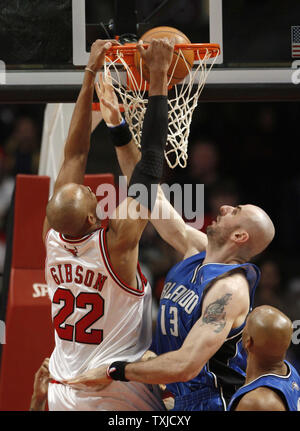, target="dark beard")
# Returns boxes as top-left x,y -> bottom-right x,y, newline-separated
206,224 -> 232,248
206,224 -> 213,235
